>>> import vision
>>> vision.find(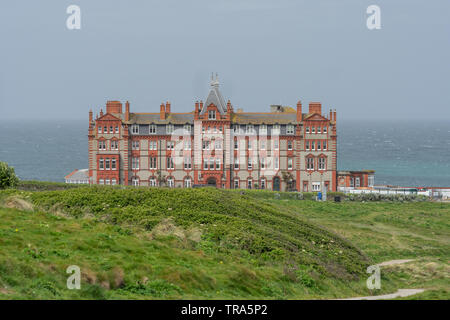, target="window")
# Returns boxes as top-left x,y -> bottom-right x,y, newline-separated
166,141 -> 174,150
215,140 -> 222,150
260,179 -> 266,189
111,140 -> 118,150
312,182 -> 321,192
233,125 -> 239,134
166,124 -> 174,134
208,110 -> 216,120
311,126 -> 315,134
317,141 -> 321,150
303,182 -> 308,192
260,157 -> 266,170
323,140 -> 327,150
115,126 -> 119,133
209,159 -> 214,170
306,141 -> 310,150
149,157 -> 157,169
105,179 -> 110,185
287,158 -> 293,170
149,178 -> 157,187
184,139 -> 191,150
323,126 -> 327,133
99,159 -> 104,170
317,126 -> 321,134
368,175 -> 374,187
131,125 -> 139,134
167,157 -> 174,170
204,160 -> 208,170
355,177 -> 361,188
132,141 -> 140,150
287,125 -> 295,135
287,140 -> 293,150
219,126 -> 222,133
104,126 -> 107,133
149,124 -> 156,134
234,179 -> 239,189
215,158 -> 221,170
111,179 -> 117,185
109,126 -> 113,133
184,178 -> 192,188
99,140 -> 106,150
202,127 -> 205,134
99,179 -> 104,185
98,126 -> 102,133
184,157 -> 191,170
149,141 -> 157,150
259,124 -> 267,135
132,177 -> 139,186
167,177 -> 174,188
272,124 -> 280,135
311,141 -> 315,151
274,157 -> 279,170
234,139 -> 238,150
132,157 -> 139,170
274,139 -> 279,150
247,179 -> 252,189
318,157 -> 326,170
247,157 -> 252,170
248,139 -> 252,150
111,158 -> 117,170
350,178 -> 355,188
306,126 -> 310,134
202,140 -> 210,150
234,157 -> 239,170
213,126 -> 217,133
184,124 -> 191,134
246,124 -> 254,134
260,140 -> 266,150
307,157 -> 314,170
